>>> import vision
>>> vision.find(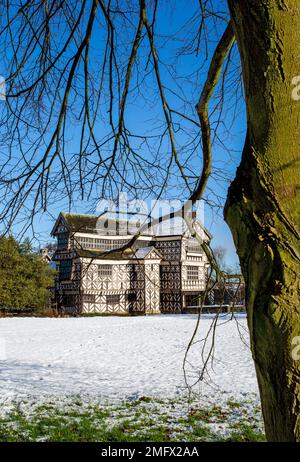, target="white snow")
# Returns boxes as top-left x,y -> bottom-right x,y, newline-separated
0,314 -> 259,405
